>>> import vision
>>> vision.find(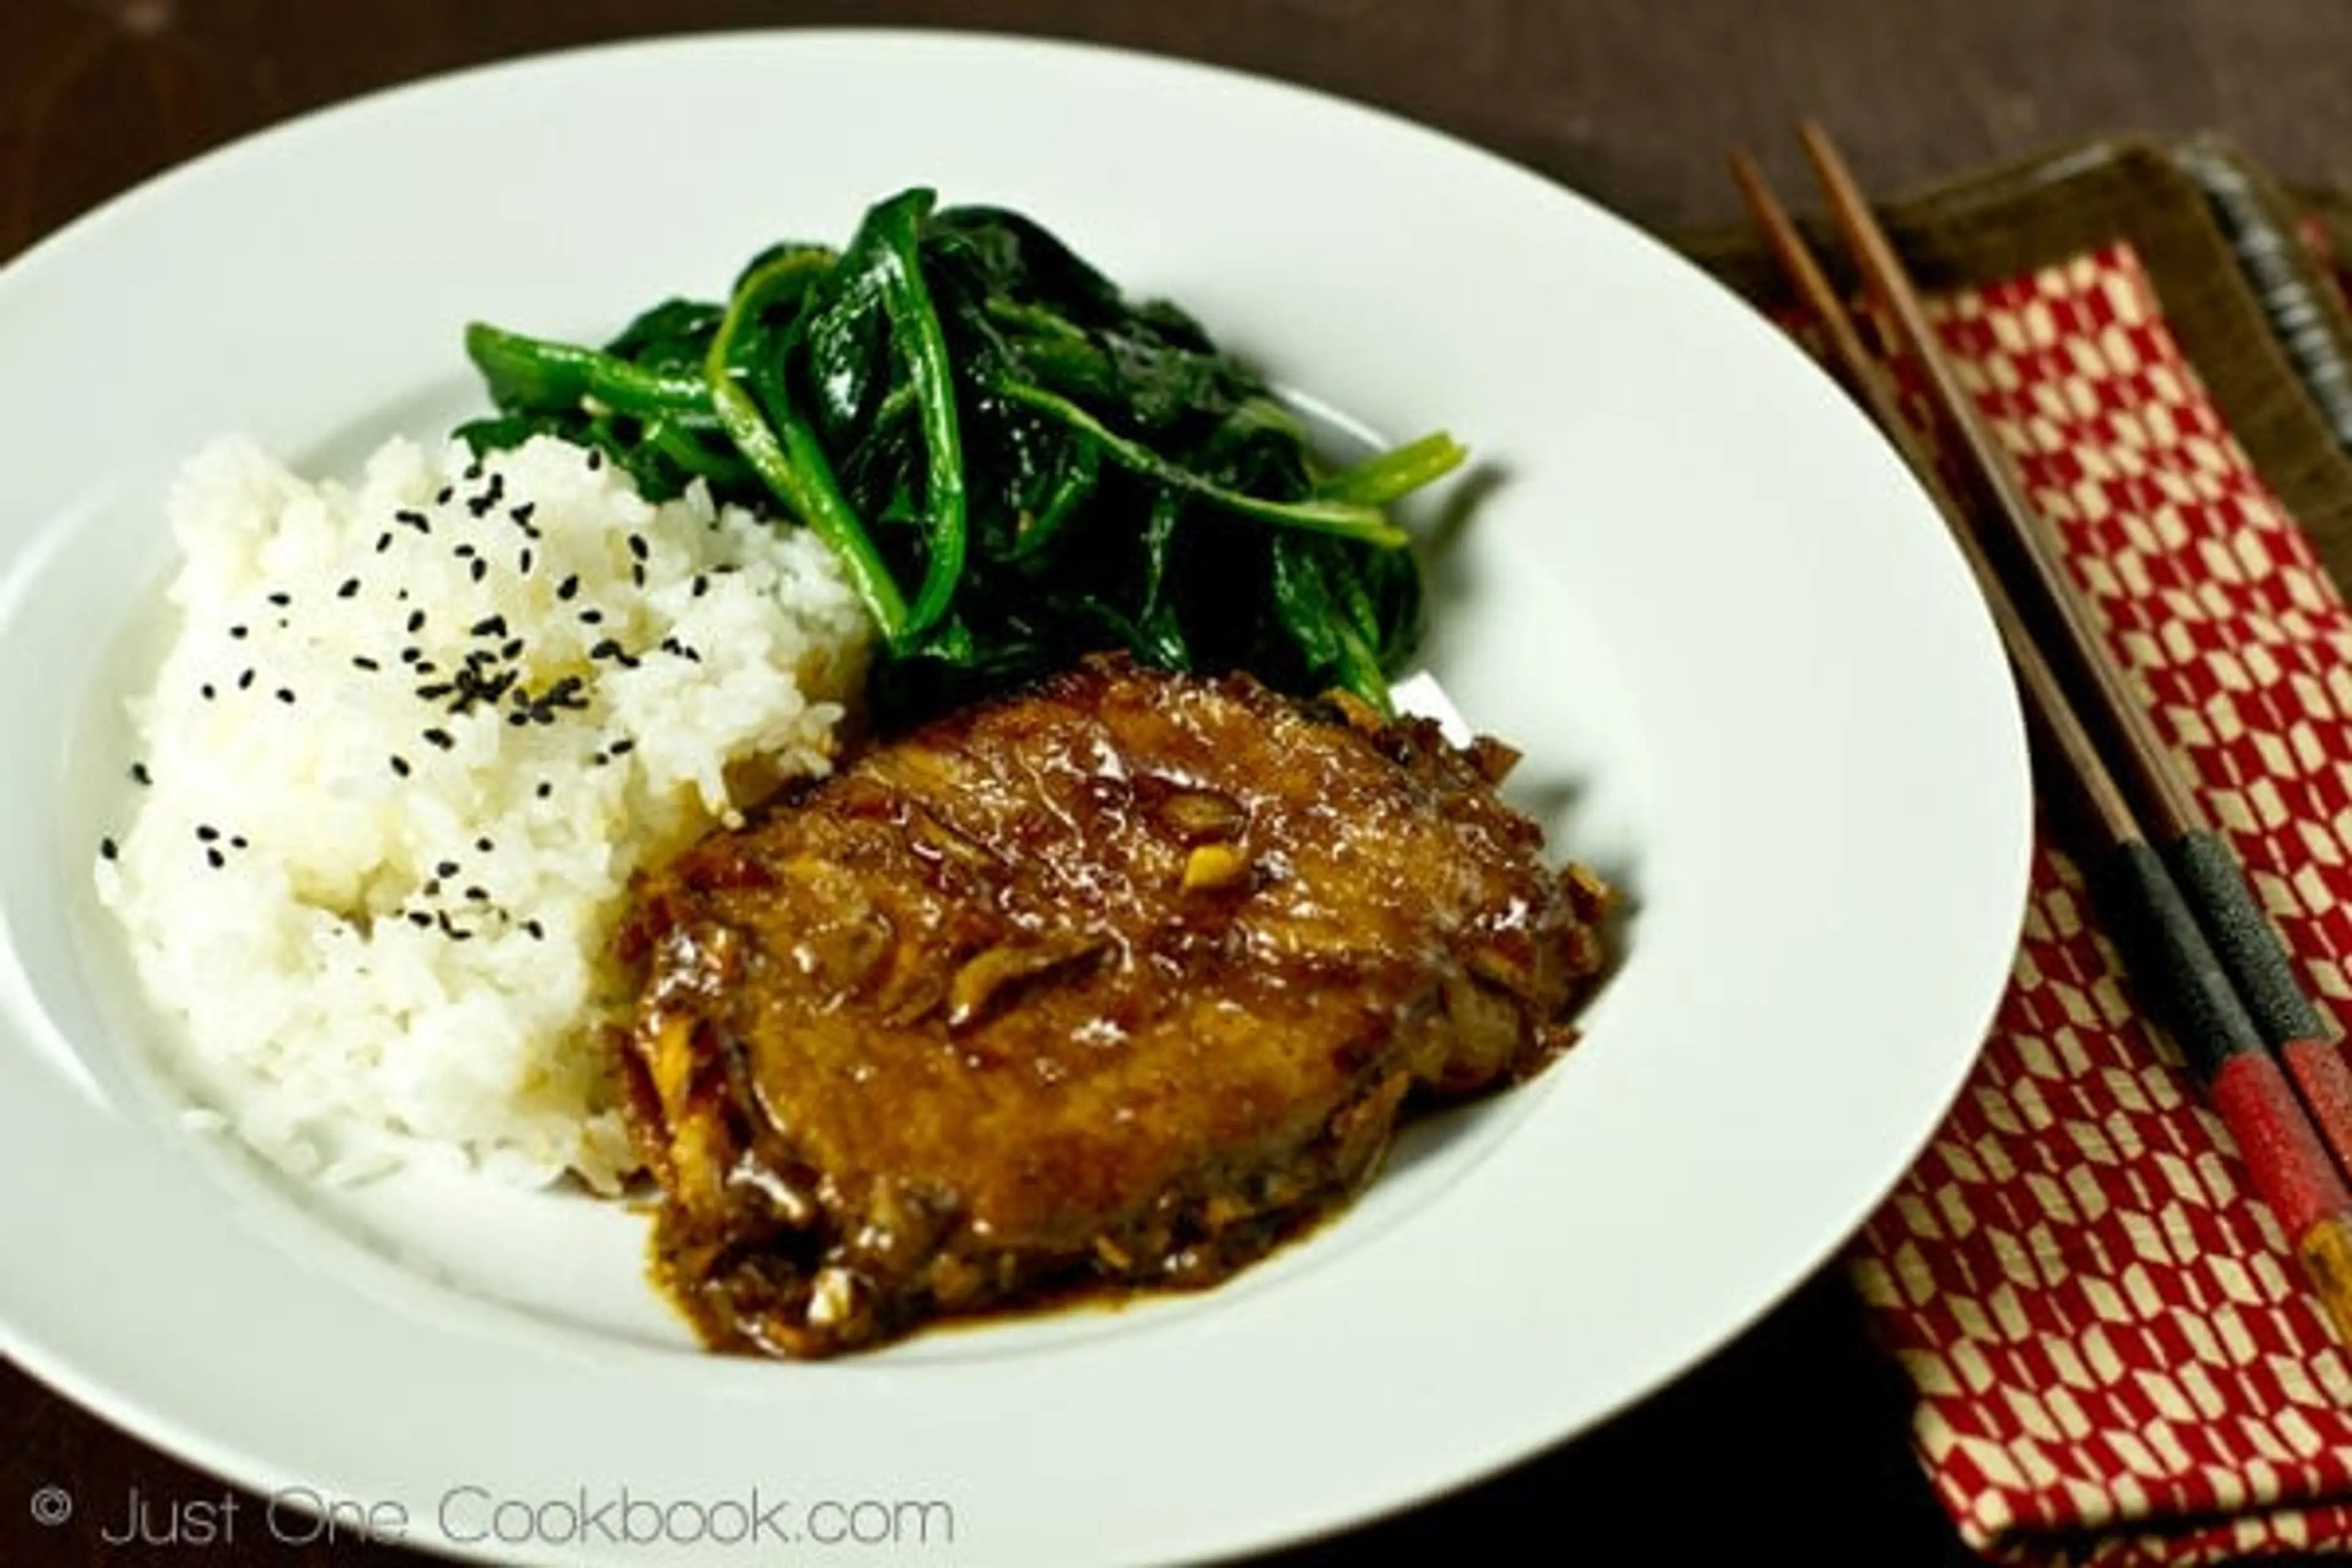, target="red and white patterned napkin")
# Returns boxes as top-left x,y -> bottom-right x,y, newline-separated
1844,240 -> 2352,1565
